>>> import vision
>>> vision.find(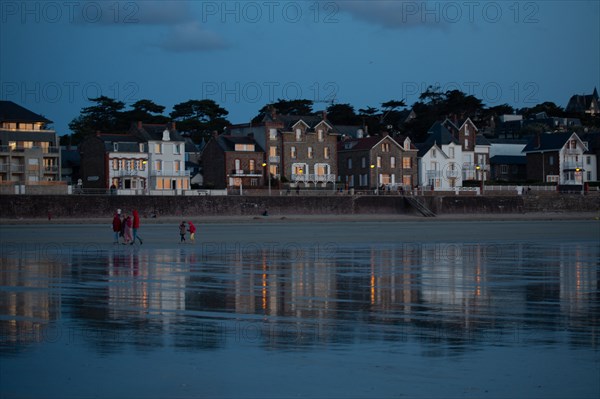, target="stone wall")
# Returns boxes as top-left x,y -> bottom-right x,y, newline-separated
0,194 -> 597,219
